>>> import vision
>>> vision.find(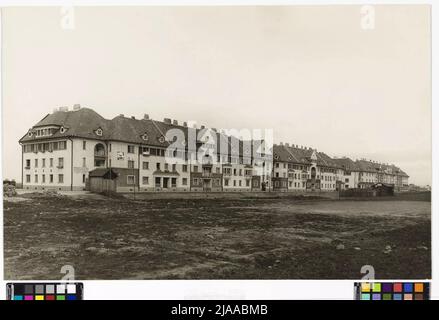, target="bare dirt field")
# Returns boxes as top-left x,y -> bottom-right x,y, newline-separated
3,192 -> 431,280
